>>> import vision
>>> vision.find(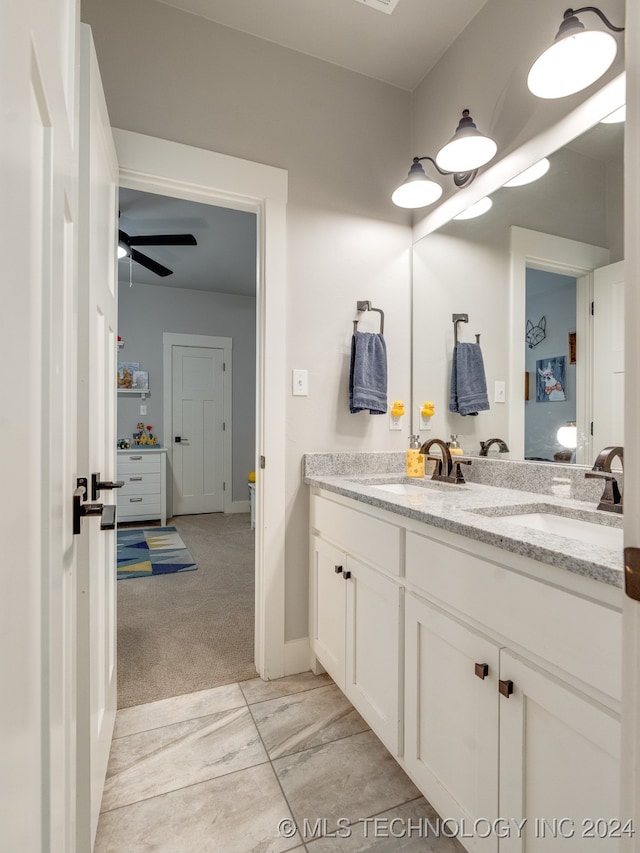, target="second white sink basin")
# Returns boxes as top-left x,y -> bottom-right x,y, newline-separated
500,511 -> 622,550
